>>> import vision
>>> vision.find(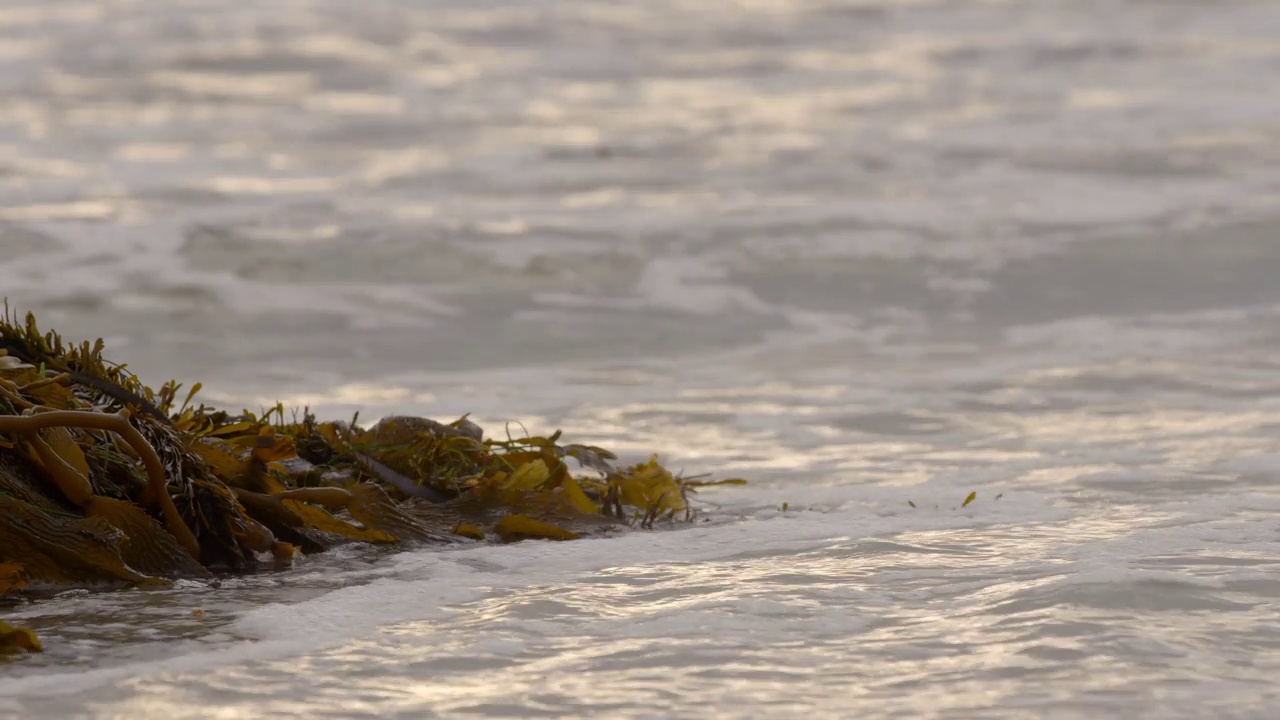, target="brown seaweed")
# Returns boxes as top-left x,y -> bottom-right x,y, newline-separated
0,308 -> 741,605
